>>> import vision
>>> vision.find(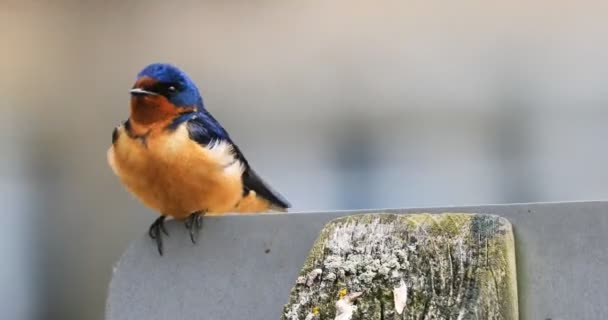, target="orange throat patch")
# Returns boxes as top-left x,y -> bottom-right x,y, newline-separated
129,96 -> 195,133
